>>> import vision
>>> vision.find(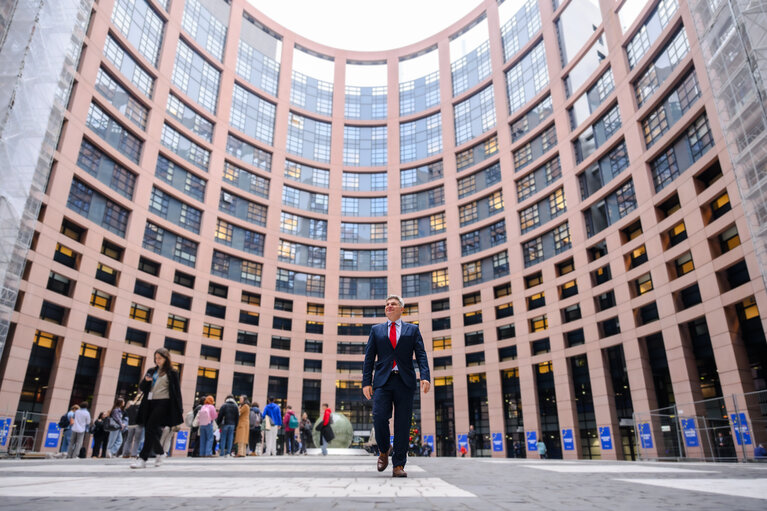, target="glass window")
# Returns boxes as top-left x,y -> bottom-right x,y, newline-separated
181,0 -> 227,61
104,35 -> 154,97
230,84 -> 276,145
172,40 -> 221,114
454,85 -> 496,145
505,42 -> 548,114
111,0 -> 164,65
556,0 -> 602,66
